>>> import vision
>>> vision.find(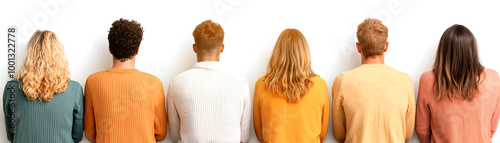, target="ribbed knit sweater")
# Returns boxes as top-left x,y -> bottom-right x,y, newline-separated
84,68 -> 167,143
3,80 -> 84,143
167,62 -> 252,143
